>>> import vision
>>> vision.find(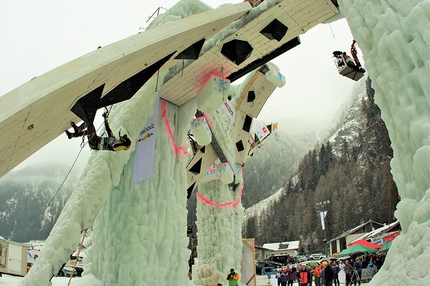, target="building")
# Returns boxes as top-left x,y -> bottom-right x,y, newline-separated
348,220 -> 401,246
255,240 -> 300,261
327,220 -> 385,255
